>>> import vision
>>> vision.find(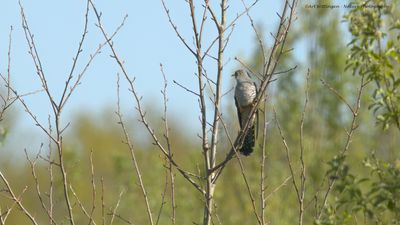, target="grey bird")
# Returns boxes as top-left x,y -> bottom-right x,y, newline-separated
233,69 -> 257,156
